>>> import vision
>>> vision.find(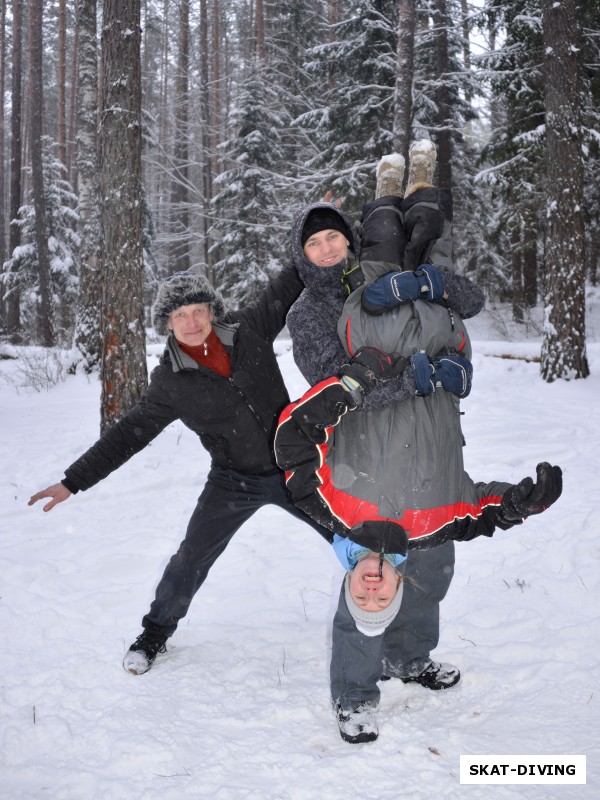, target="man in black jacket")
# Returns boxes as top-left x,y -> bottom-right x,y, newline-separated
29,269 -> 333,675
